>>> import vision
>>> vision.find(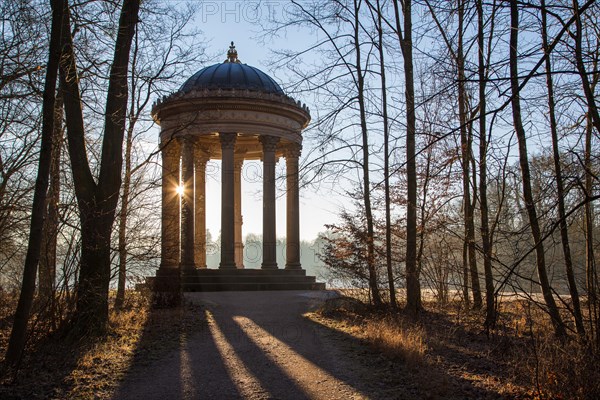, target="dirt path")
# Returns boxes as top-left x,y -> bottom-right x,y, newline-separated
112,291 -> 390,400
